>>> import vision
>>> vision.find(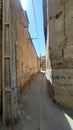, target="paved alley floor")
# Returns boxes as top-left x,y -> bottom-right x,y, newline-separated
1,73 -> 73,130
